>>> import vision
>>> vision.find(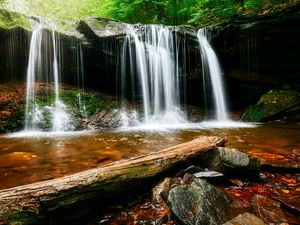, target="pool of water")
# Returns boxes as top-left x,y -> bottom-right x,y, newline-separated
0,123 -> 299,190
